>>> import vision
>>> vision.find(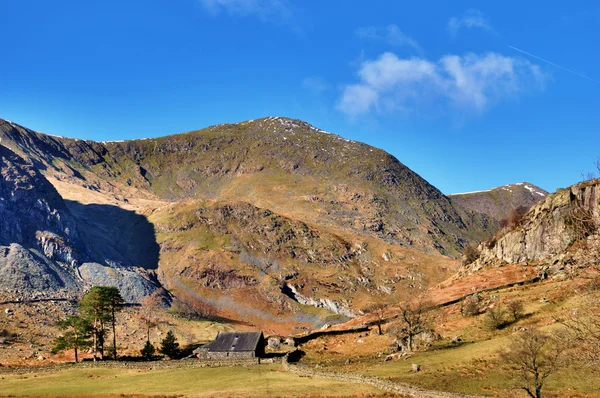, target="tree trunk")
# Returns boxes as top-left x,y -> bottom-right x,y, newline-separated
74,329 -> 79,363
92,318 -> 98,362
111,307 -> 117,360
99,319 -> 105,359
523,387 -> 536,398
